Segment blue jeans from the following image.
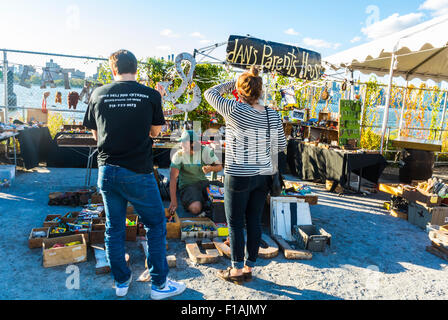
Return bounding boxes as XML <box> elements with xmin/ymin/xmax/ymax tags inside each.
<box><xmin>98</xmin><ymin>165</ymin><xmax>168</xmax><ymax>286</ymax></box>
<box><xmin>224</xmin><ymin>174</ymin><xmax>269</xmax><ymax>269</ymax></box>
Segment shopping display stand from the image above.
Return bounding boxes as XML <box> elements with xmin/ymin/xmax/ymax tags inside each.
<box><xmin>56</xmin><ymin>134</ymin><xmax>97</xmax><ymax>187</ymax></box>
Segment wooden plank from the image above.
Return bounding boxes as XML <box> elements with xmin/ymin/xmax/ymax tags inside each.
<box><xmin>429</xmin><ymin>230</ymin><xmax>448</xmax><ymax>245</ymax></box>
<box><xmin>379</xmin><ymin>184</ymin><xmax>403</xmax><ymax>196</ymax></box>
<box><xmin>213</xmin><ymin>240</ymin><xmax>231</xmax><ymax>258</ymax></box>
<box><xmin>185</xmin><ymin>242</ymin><xmax>219</xmax><ymax>264</ymax></box>
<box><xmin>167</xmin><ymin>255</ymin><xmax>177</xmax><ymax>268</ymax></box>
<box><xmin>201</xmin><ymin>238</ymin><xmax>216</xmax><ymax>249</ymax></box>
<box><xmin>426</xmin><ymin>245</ymin><xmax>448</xmax><ymax>262</ymax></box>
<box><xmin>258</xmin><ymin>234</ymin><xmax>279</xmax><ymax>259</ymax></box>
<box><xmin>272</xmin><ymin>235</ymin><xmax>313</xmax><ymax>260</ymax></box>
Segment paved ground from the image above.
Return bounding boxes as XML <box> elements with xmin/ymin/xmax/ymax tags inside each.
<box><xmin>0</xmin><ymin>167</ymin><xmax>447</xmax><ymax>300</ymax></box>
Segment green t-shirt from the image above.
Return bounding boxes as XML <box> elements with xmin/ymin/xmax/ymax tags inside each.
<box><xmin>170</xmin><ymin>145</ymin><xmax>219</xmax><ymax>190</ymax></box>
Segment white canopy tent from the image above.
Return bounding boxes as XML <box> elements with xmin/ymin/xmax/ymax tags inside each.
<box><xmin>325</xmin><ymin>14</ymin><xmax>448</xmax><ymax>153</ymax></box>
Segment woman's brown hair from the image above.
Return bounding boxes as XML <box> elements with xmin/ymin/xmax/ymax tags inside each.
<box><xmin>236</xmin><ymin>65</ymin><xmax>263</xmax><ymax>105</ymax></box>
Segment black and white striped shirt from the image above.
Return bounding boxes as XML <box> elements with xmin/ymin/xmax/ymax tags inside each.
<box><xmin>204</xmin><ymin>81</ymin><xmax>287</xmax><ymax>177</ymax></box>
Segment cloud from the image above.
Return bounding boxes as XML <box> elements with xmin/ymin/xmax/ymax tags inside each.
<box><xmin>303</xmin><ymin>37</ymin><xmax>341</xmax><ymax>49</ymax></box>
<box><xmin>199</xmin><ymin>39</ymin><xmax>211</xmax><ymax>44</ymax></box>
<box><xmin>361</xmin><ymin>12</ymin><xmax>424</xmax><ymax>39</ymax></box>
<box><xmin>156</xmin><ymin>45</ymin><xmax>172</xmax><ymax>52</ymax></box>
<box><xmin>160</xmin><ymin>29</ymin><xmax>179</xmax><ymax>38</ymax></box>
<box><xmin>419</xmin><ymin>0</ymin><xmax>448</xmax><ymax>16</ymax></box>
<box><xmin>350</xmin><ymin>36</ymin><xmax>362</xmax><ymax>43</ymax></box>
<box><xmin>284</xmin><ymin>28</ymin><xmax>300</xmax><ymax>36</ymax></box>
<box><xmin>190</xmin><ymin>32</ymin><xmax>205</xmax><ymax>39</ymax></box>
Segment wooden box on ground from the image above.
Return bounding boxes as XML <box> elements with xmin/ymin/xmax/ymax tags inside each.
<box><xmin>325</xmin><ymin>180</ymin><xmax>343</xmax><ymax>193</ymax></box>
<box><xmin>283</xmin><ymin>181</ymin><xmax>318</xmax><ymax>205</ymax></box>
<box><xmin>180</xmin><ymin>217</ymin><xmax>218</xmax><ymax>240</ymax></box>
<box><xmin>390</xmin><ymin>209</ymin><xmax>408</xmax><ymax>220</ymax></box>
<box><xmin>126</xmin><ymin>214</ymin><xmax>138</xmax><ymax>241</ymax></box>
<box><xmin>90</xmin><ymin>193</ymin><xmax>103</xmax><ymax>204</ymax></box>
<box><xmin>293</xmin><ymin>225</ymin><xmax>331</xmax><ymax>252</ymax></box>
<box><xmin>43</xmin><ymin>214</ymin><xmax>62</xmax><ymax>227</ymax></box>
<box><xmin>42</xmin><ymin>234</ymin><xmax>87</xmax><ymax>268</ymax></box>
<box><xmin>166</xmin><ymin>209</ymin><xmax>181</xmax><ymax>239</ymax></box>
<box><xmin>29</xmin><ymin>227</ymin><xmax>49</xmax><ymax>249</ymax></box>
<box><xmin>402</xmin><ymin>188</ymin><xmax>441</xmax><ymax>207</ymax></box>
<box><xmin>61</xmin><ymin>211</ymin><xmax>80</xmax><ymax>223</ymax></box>
<box><xmin>408</xmin><ymin>202</ymin><xmax>448</xmax><ymax>229</ymax></box>
<box><xmin>90</xmin><ymin>223</ymin><xmax>106</xmax><ymax>244</ymax></box>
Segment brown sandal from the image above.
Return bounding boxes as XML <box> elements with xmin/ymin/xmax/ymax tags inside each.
<box><xmin>217</xmin><ymin>267</ymin><xmax>244</xmax><ymax>285</ymax></box>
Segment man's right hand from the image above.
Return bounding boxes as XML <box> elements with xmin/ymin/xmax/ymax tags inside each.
<box><xmin>168</xmin><ymin>201</ymin><xmax>178</xmax><ymax>215</ymax></box>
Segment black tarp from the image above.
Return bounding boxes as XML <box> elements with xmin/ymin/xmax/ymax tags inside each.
<box><xmin>287</xmin><ymin>140</ymin><xmax>387</xmax><ymax>185</ymax></box>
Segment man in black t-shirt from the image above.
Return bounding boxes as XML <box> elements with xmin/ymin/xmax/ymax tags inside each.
<box><xmin>83</xmin><ymin>49</ymin><xmax>185</xmax><ymax>300</ymax></box>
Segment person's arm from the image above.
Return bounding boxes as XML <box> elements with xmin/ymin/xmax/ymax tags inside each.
<box><xmin>169</xmin><ymin>167</ymin><xmax>180</xmax><ymax>214</ymax></box>
<box><xmin>202</xmin><ymin>147</ymin><xmax>223</xmax><ymax>174</ymax></box>
<box><xmin>202</xmin><ymin>163</ymin><xmax>223</xmax><ymax>174</ymax></box>
<box><xmin>277</xmin><ymin>115</ymin><xmax>287</xmax><ymax>153</ymax></box>
<box><xmin>150</xmin><ymin>88</ymin><xmax>166</xmax><ymax>138</ymax></box>
<box><xmin>150</xmin><ymin>125</ymin><xmax>162</xmax><ymax>138</ymax></box>
<box><xmin>204</xmin><ymin>81</ymin><xmax>238</xmax><ymax>117</ymax></box>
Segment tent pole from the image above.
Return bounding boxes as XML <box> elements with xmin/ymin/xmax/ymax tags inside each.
<box><xmin>437</xmin><ymin>92</ymin><xmax>448</xmax><ymax>141</ymax></box>
<box><xmin>380</xmin><ymin>53</ymin><xmax>396</xmax><ymax>154</ymax></box>
<box><xmin>397</xmin><ymin>81</ymin><xmax>409</xmax><ymax>137</ymax></box>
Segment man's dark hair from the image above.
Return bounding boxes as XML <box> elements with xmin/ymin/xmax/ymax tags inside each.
<box><xmin>109</xmin><ymin>49</ymin><xmax>138</xmax><ymax>74</ymax></box>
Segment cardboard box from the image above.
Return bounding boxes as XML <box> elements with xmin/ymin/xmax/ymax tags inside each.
<box><xmin>89</xmin><ymin>223</ymin><xmax>105</xmax><ymax>244</ymax></box>
<box><xmin>165</xmin><ymin>209</ymin><xmax>181</xmax><ymax>239</ymax></box>
<box><xmin>402</xmin><ymin>188</ymin><xmax>441</xmax><ymax>207</ymax></box>
<box><xmin>29</xmin><ymin>227</ymin><xmax>49</xmax><ymax>249</ymax></box>
<box><xmin>390</xmin><ymin>209</ymin><xmax>408</xmax><ymax>220</ymax></box>
<box><xmin>283</xmin><ymin>181</ymin><xmax>319</xmax><ymax>205</ymax></box>
<box><xmin>126</xmin><ymin>214</ymin><xmax>138</xmax><ymax>241</ymax></box>
<box><xmin>61</xmin><ymin>211</ymin><xmax>80</xmax><ymax>223</ymax></box>
<box><xmin>180</xmin><ymin>217</ymin><xmax>218</xmax><ymax>240</ymax></box>
<box><xmin>42</xmin><ymin>234</ymin><xmax>87</xmax><ymax>268</ymax></box>
<box><xmin>90</xmin><ymin>193</ymin><xmax>103</xmax><ymax>204</ymax></box>
<box><xmin>408</xmin><ymin>202</ymin><xmax>448</xmax><ymax>229</ymax></box>
<box><xmin>43</xmin><ymin>214</ymin><xmax>62</xmax><ymax>227</ymax></box>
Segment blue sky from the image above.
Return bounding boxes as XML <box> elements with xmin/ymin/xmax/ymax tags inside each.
<box><xmin>1</xmin><ymin>0</ymin><xmax>447</xmax><ymax>76</ymax></box>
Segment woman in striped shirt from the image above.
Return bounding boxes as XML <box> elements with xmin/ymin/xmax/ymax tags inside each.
<box><xmin>204</xmin><ymin>66</ymin><xmax>286</xmax><ymax>284</ymax></box>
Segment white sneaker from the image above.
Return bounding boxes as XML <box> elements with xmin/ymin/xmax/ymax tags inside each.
<box><xmin>150</xmin><ymin>279</ymin><xmax>186</xmax><ymax>300</ymax></box>
<box><xmin>115</xmin><ymin>274</ymin><xmax>132</xmax><ymax>297</ymax></box>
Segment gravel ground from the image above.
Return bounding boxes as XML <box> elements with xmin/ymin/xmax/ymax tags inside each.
<box><xmin>0</xmin><ymin>167</ymin><xmax>447</xmax><ymax>300</ymax></box>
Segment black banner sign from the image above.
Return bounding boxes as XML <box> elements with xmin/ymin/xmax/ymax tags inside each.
<box><xmin>226</xmin><ymin>35</ymin><xmax>323</xmax><ymax>80</ymax></box>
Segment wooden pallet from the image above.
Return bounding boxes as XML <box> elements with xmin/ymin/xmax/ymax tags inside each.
<box><xmin>185</xmin><ymin>239</ymin><xmax>219</xmax><ymax>264</ymax></box>
<box><xmin>258</xmin><ymin>234</ymin><xmax>279</xmax><ymax>259</ymax></box>
<box><xmin>272</xmin><ymin>235</ymin><xmax>312</xmax><ymax>260</ymax></box>
<box><xmin>213</xmin><ymin>235</ymin><xmax>279</xmax><ymax>259</ymax></box>
<box><xmin>426</xmin><ymin>244</ymin><xmax>448</xmax><ymax>262</ymax></box>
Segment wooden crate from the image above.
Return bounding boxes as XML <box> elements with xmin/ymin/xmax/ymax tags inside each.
<box><xmin>180</xmin><ymin>217</ymin><xmax>218</xmax><ymax>240</ymax></box>
<box><xmin>43</xmin><ymin>214</ymin><xmax>62</xmax><ymax>227</ymax></box>
<box><xmin>29</xmin><ymin>227</ymin><xmax>49</xmax><ymax>249</ymax></box>
<box><xmin>166</xmin><ymin>209</ymin><xmax>181</xmax><ymax>239</ymax></box>
<box><xmin>390</xmin><ymin>209</ymin><xmax>408</xmax><ymax>220</ymax></box>
<box><xmin>42</xmin><ymin>234</ymin><xmax>87</xmax><ymax>268</ymax></box>
<box><xmin>61</xmin><ymin>211</ymin><xmax>80</xmax><ymax>223</ymax></box>
<box><xmin>126</xmin><ymin>214</ymin><xmax>138</xmax><ymax>241</ymax></box>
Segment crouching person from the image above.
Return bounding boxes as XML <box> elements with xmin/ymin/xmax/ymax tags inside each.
<box><xmin>168</xmin><ymin>130</ymin><xmax>223</xmax><ymax>215</ymax></box>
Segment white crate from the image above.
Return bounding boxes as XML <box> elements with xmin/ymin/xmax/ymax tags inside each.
<box><xmin>0</xmin><ymin>165</ymin><xmax>15</xmax><ymax>187</ymax></box>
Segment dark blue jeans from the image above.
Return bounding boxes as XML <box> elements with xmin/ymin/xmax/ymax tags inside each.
<box><xmin>98</xmin><ymin>165</ymin><xmax>168</xmax><ymax>286</ymax></box>
<box><xmin>224</xmin><ymin>174</ymin><xmax>269</xmax><ymax>269</ymax></box>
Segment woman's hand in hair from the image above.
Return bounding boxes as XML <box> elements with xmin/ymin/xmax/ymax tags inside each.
<box><xmin>155</xmin><ymin>83</ymin><xmax>166</xmax><ymax>97</ymax></box>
